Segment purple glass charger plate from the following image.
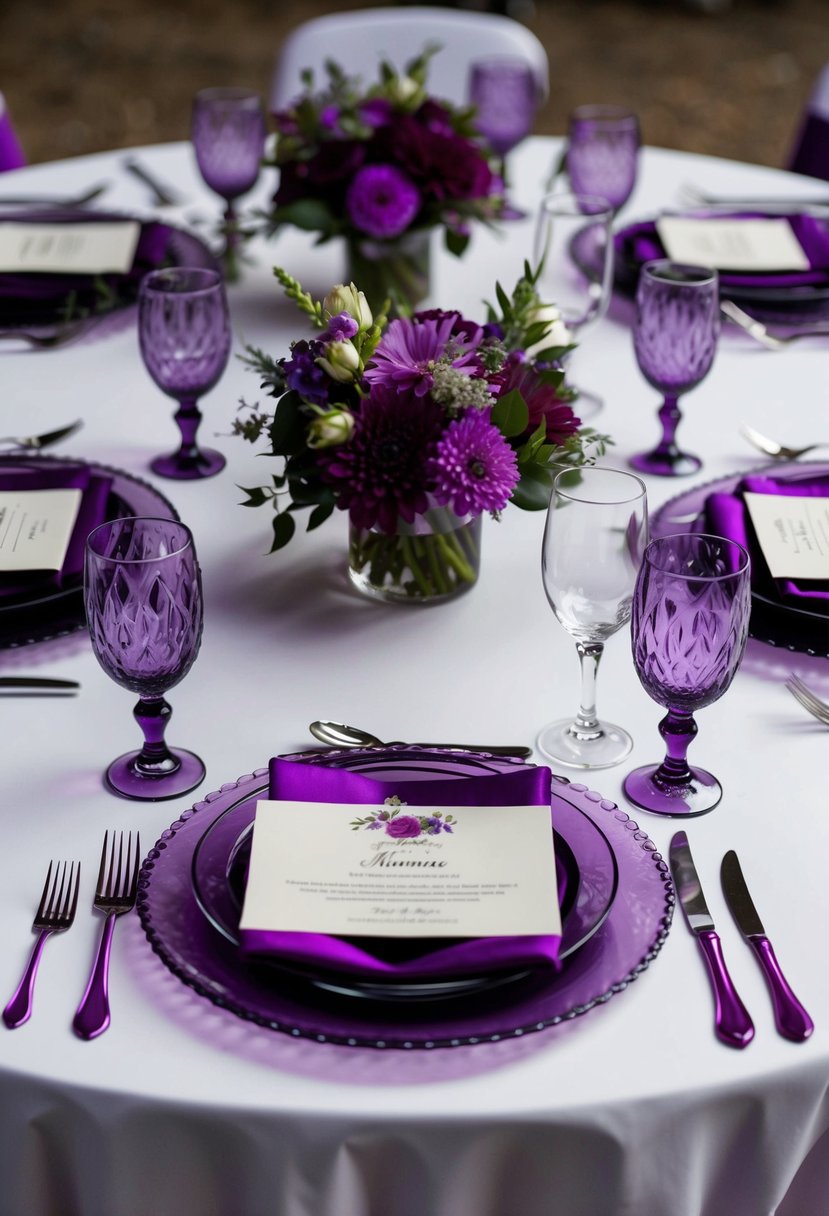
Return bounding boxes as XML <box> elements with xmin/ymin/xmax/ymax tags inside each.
<box><xmin>0</xmin><ymin>454</ymin><xmax>179</xmax><ymax>648</ymax></box>
<box><xmin>137</xmin><ymin>749</ymin><xmax>675</xmax><ymax>1050</ymax></box>
<box><xmin>652</xmin><ymin>460</ymin><xmax>829</xmax><ymax>657</ymax></box>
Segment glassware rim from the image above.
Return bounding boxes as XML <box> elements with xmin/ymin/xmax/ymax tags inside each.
<box><xmin>468</xmin><ymin>55</ymin><xmax>538</xmax><ymax>79</ymax></box>
<box><xmin>537</xmin><ymin>191</ymin><xmax>614</xmax><ymax>222</ymax></box>
<box><xmin>193</xmin><ymin>86</ymin><xmax>262</xmax><ymax>108</ymax></box>
<box><xmin>569</xmin><ymin>104</ymin><xmax>640</xmax><ymax>132</ymax></box>
<box><xmin>139</xmin><ymin>267</ymin><xmax>224</xmax><ymax>299</ymax></box>
<box><xmin>551</xmin><ymin>465</ymin><xmax>647</xmax><ymax>507</ymax></box>
<box><xmin>641</xmin><ymin>531</ymin><xmax>750</xmax><ymax>579</ymax></box>
<box><xmin>85</xmin><ymin>516</ymin><xmax>196</xmax><ymax>564</ymax></box>
<box><xmin>639</xmin><ymin>259</ymin><xmax>719</xmax><ymax>289</ymax></box>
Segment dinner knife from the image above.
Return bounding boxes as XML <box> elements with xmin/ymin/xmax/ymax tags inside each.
<box><xmin>0</xmin><ymin>677</ymin><xmax>79</xmax><ymax>692</ymax></box>
<box><xmin>669</xmin><ymin>831</ymin><xmax>755</xmax><ymax>1049</ymax></box>
<box><xmin>721</xmin><ymin>850</ymin><xmax>814</xmax><ymax>1043</ymax></box>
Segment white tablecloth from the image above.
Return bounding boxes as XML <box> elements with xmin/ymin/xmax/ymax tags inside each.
<box><xmin>1</xmin><ymin>137</ymin><xmax>828</xmax><ymax>1216</ymax></box>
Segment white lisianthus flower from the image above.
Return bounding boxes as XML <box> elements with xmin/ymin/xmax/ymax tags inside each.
<box><xmin>323</xmin><ymin>283</ymin><xmax>373</xmax><ymax>332</ymax></box>
<box><xmin>387</xmin><ymin>75</ymin><xmax>420</xmax><ymax>105</ymax></box>
<box><xmin>317</xmin><ymin>340</ymin><xmax>360</xmax><ymax>382</ymax></box>
<box><xmin>307</xmin><ymin>408</ymin><xmax>355</xmax><ymax>449</ymax></box>
<box><xmin>523</xmin><ymin>303</ymin><xmax>573</xmax><ymax>360</ymax></box>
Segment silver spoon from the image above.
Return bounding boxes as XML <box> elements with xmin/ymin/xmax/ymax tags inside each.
<box><xmin>309</xmin><ymin>720</ymin><xmax>533</xmax><ymax>758</ymax></box>
<box><xmin>721</xmin><ymin>300</ymin><xmax>829</xmax><ymax>350</ymax></box>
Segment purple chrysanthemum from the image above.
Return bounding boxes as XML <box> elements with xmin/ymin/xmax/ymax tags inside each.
<box><xmin>365</xmin><ymin>314</ymin><xmax>478</xmax><ymax>397</ymax></box>
<box><xmin>426</xmin><ymin>408</ymin><xmax>519</xmax><ymax>516</ymax></box>
<box><xmin>319</xmin><ymin>384</ymin><xmax>444</xmax><ymax>533</ymax></box>
<box><xmin>345</xmin><ymin>164</ymin><xmax>421</xmax><ymax>239</ymax></box>
<box><xmin>281</xmin><ymin>339</ymin><xmax>330</xmax><ymax>407</ymax></box>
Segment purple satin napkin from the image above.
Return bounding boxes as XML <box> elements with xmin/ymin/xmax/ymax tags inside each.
<box><xmin>0</xmin><ymin>462</ymin><xmax>112</xmax><ymax>597</ymax></box>
<box><xmin>615</xmin><ymin>212</ymin><xmax>829</xmax><ymax>293</ymax></box>
<box><xmin>237</xmin><ymin>756</ymin><xmax>563</xmax><ymax>982</ymax></box>
<box><xmin>705</xmin><ymin>472</ymin><xmax>829</xmax><ymax>609</ymax></box>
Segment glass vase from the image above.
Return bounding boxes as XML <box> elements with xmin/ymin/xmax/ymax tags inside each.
<box><xmin>344</xmin><ymin>229</ymin><xmax>431</xmax><ymax>316</ymax></box>
<box><xmin>348</xmin><ymin>507</ymin><xmax>482</xmax><ymax>604</ymax></box>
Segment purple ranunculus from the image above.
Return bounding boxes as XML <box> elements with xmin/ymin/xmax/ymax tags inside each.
<box><xmin>385</xmin><ymin>815</ymin><xmax>423</xmax><ymax>839</ymax></box>
<box><xmin>497</xmin><ymin>362</ymin><xmax>582</xmax><ymax>444</ymax></box>
<box><xmin>282</xmin><ymin>339</ymin><xmax>331</xmax><ymax>407</ymax></box>
<box><xmin>426</xmin><ymin>408</ymin><xmax>520</xmax><ymax>517</ymax></box>
<box><xmin>394</xmin><ymin>116</ymin><xmax>495</xmax><ymax>202</ymax></box>
<box><xmin>345</xmin><ymin>164</ymin><xmax>421</xmax><ymax>239</ymax></box>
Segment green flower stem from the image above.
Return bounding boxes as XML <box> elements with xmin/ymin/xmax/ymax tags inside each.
<box><xmin>418</xmin><ymin>536</ymin><xmax>450</xmax><ymax>595</ymax></box>
<box><xmin>399</xmin><ymin>537</ymin><xmax>432</xmax><ymax>597</ymax></box>
<box><xmin>434</xmin><ymin>533</ymin><xmax>476</xmax><ymax>583</ymax></box>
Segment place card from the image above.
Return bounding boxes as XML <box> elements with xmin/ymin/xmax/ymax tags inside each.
<box><xmin>0</xmin><ymin>221</ymin><xmax>141</xmax><ymax>274</ymax></box>
<box><xmin>0</xmin><ymin>488</ymin><xmax>82</xmax><ymax>573</ymax></box>
<box><xmin>240</xmin><ymin>799</ymin><xmax>561</xmax><ymax>939</ymax></box>
<box><xmin>656</xmin><ymin>216</ymin><xmax>810</xmax><ymax>272</ymax></box>
<box><xmin>744</xmin><ymin>491</ymin><xmax>829</xmax><ymax>579</ymax></box>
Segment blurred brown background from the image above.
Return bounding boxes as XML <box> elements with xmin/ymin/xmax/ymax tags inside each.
<box><xmin>1</xmin><ymin>0</ymin><xmax>825</xmax><ymax>169</ymax></box>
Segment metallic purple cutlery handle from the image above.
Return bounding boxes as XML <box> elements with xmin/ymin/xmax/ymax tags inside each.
<box><xmin>696</xmin><ymin>930</ymin><xmax>755</xmax><ymax>1049</ymax></box>
<box><xmin>2</xmin><ymin>930</ymin><xmax>51</xmax><ymax>1029</ymax></box>
<box><xmin>748</xmin><ymin>936</ymin><xmax>814</xmax><ymax>1042</ymax></box>
<box><xmin>72</xmin><ymin>914</ymin><xmax>115</xmax><ymax>1040</ymax></box>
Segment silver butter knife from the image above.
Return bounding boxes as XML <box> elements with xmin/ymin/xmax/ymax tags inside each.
<box><xmin>669</xmin><ymin>831</ymin><xmax>755</xmax><ymax>1049</ymax></box>
<box><xmin>721</xmin><ymin>850</ymin><xmax>814</xmax><ymax>1043</ymax></box>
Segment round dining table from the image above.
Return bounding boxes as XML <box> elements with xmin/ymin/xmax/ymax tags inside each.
<box><xmin>0</xmin><ymin>134</ymin><xmax>828</xmax><ymax>1216</ymax></box>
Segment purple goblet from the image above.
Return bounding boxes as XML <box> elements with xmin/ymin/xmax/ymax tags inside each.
<box><xmin>85</xmin><ymin>517</ymin><xmax>205</xmax><ymax>801</ymax></box>
<box><xmin>138</xmin><ymin>267</ymin><xmax>231</xmax><ymax>480</ymax></box>
<box><xmin>630</xmin><ymin>260</ymin><xmax>719</xmax><ymax>477</ymax></box>
<box><xmin>623</xmin><ymin>533</ymin><xmax>750</xmax><ymax>817</ymax></box>
<box><xmin>468</xmin><ymin>57</ymin><xmax>538</xmax><ymax>220</ymax></box>
<box><xmin>567</xmin><ymin>105</ymin><xmax>640</xmax><ymax>214</ymax></box>
<box><xmin>192</xmin><ymin>87</ymin><xmax>266</xmax><ymax>278</ymax></box>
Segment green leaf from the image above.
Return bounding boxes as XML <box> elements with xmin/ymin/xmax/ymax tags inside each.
<box><xmin>271</xmin><ymin>199</ymin><xmax>338</xmax><ymax>235</ymax></box>
<box><xmin>308</xmin><ymin>500</ymin><xmax>335</xmax><ymax>531</ymax></box>
<box><xmin>491</xmin><ymin>389</ymin><xmax>529</xmax><ymax>438</ymax></box>
<box><xmin>444</xmin><ymin>228</ymin><xmax>470</xmax><ymax>258</ymax></box>
<box><xmin>237</xmin><ymin>485</ymin><xmax>270</xmax><ymax>507</ymax></box>
<box><xmin>495</xmin><ymin>280</ymin><xmax>512</xmax><ymax>320</ymax></box>
<box><xmin>269</xmin><ymin>512</ymin><xmax>296</xmax><ymax>552</ymax></box>
<box><xmin>510</xmin><ymin>464</ymin><xmax>556</xmax><ymax>511</ymax></box>
<box><xmin>269</xmin><ymin>392</ymin><xmax>308</xmax><ymax>456</ymax></box>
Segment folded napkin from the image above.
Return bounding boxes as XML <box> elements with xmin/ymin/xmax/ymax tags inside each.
<box><xmin>615</xmin><ymin>212</ymin><xmax>829</xmax><ymax>293</ymax></box>
<box><xmin>0</xmin><ymin>462</ymin><xmax>112</xmax><ymax>598</ymax></box>
<box><xmin>237</xmin><ymin>756</ymin><xmax>563</xmax><ymax>982</ymax></box>
<box><xmin>704</xmin><ymin>471</ymin><xmax>829</xmax><ymax>609</ymax></box>
<box><xmin>0</xmin><ymin>209</ymin><xmax>174</xmax><ymax>328</ymax></box>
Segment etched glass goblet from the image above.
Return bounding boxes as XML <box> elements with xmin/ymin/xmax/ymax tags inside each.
<box><xmin>191</xmin><ymin>87</ymin><xmax>266</xmax><ymax>278</ymax></box>
<box><xmin>623</xmin><ymin>533</ymin><xmax>750</xmax><ymax>817</ymax></box>
<box><xmin>631</xmin><ymin>260</ymin><xmax>719</xmax><ymax>477</ymax></box>
<box><xmin>567</xmin><ymin>105</ymin><xmax>640</xmax><ymax>214</ymax></box>
<box><xmin>138</xmin><ymin>267</ymin><xmax>231</xmax><ymax>480</ymax></box>
<box><xmin>538</xmin><ymin>466</ymin><xmax>649</xmax><ymax>769</ymax></box>
<box><xmin>85</xmin><ymin>517</ymin><xmax>205</xmax><ymax>801</ymax></box>
<box><xmin>468</xmin><ymin>57</ymin><xmax>538</xmax><ymax>220</ymax></box>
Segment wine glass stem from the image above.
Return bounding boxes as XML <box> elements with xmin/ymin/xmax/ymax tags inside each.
<box><xmin>132</xmin><ymin>697</ymin><xmax>180</xmax><ymax>776</ymax></box>
<box><xmin>653</xmin><ymin>708</ymin><xmax>697</xmax><ymax>785</ymax></box>
<box><xmin>572</xmin><ymin>641</ymin><xmax>604</xmax><ymax>740</ymax></box>
<box><xmin>173</xmin><ymin>397</ymin><xmax>204</xmax><ymax>461</ymax></box>
<box><xmin>655</xmin><ymin>394</ymin><xmax>683</xmax><ymax>458</ymax></box>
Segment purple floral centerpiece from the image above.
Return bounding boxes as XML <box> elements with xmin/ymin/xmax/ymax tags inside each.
<box><xmin>234</xmin><ymin>264</ymin><xmax>611</xmax><ymax>603</ymax></box>
<box><xmin>265</xmin><ymin>49</ymin><xmax>504</xmax><ymax>313</ymax></box>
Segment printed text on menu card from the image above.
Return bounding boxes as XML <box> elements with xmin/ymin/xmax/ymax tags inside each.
<box><xmin>744</xmin><ymin>492</ymin><xmax>829</xmax><ymax>579</ymax></box>
<box><xmin>0</xmin><ymin>489</ymin><xmax>82</xmax><ymax>573</ymax></box>
<box><xmin>0</xmin><ymin>221</ymin><xmax>141</xmax><ymax>274</ymax></box>
<box><xmin>656</xmin><ymin>216</ymin><xmax>810</xmax><ymax>272</ymax></box>
<box><xmin>241</xmin><ymin>800</ymin><xmax>561</xmax><ymax>938</ymax></box>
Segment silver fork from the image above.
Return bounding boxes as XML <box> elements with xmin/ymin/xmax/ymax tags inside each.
<box><xmin>785</xmin><ymin>674</ymin><xmax>829</xmax><ymax>726</ymax></box>
<box><xmin>122</xmin><ymin>157</ymin><xmax>184</xmax><ymax>208</ymax></box>
<box><xmin>0</xmin><ymin>419</ymin><xmax>83</xmax><ymax>451</ymax></box>
<box><xmin>740</xmin><ymin>423</ymin><xmax>829</xmax><ymax>462</ymax></box>
<box><xmin>3</xmin><ymin>861</ymin><xmax>81</xmax><ymax>1028</ymax></box>
<box><xmin>721</xmin><ymin>300</ymin><xmax>829</xmax><ymax>350</ymax></box>
<box><xmin>73</xmin><ymin>831</ymin><xmax>140</xmax><ymax>1040</ymax></box>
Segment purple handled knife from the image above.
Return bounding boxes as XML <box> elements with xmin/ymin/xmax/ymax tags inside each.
<box><xmin>669</xmin><ymin>832</ymin><xmax>755</xmax><ymax>1049</ymax></box>
<box><xmin>721</xmin><ymin>850</ymin><xmax>814</xmax><ymax>1043</ymax></box>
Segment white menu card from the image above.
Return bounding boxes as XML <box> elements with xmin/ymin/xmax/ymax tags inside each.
<box><xmin>656</xmin><ymin>216</ymin><xmax>810</xmax><ymax>272</ymax></box>
<box><xmin>744</xmin><ymin>491</ymin><xmax>829</xmax><ymax>579</ymax></box>
<box><xmin>0</xmin><ymin>221</ymin><xmax>141</xmax><ymax>274</ymax></box>
<box><xmin>240</xmin><ymin>799</ymin><xmax>561</xmax><ymax>939</ymax></box>
<box><xmin>0</xmin><ymin>488</ymin><xmax>82</xmax><ymax>573</ymax></box>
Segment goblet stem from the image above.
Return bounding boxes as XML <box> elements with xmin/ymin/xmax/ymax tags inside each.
<box><xmin>222</xmin><ymin>202</ymin><xmax>241</xmax><ymax>282</ymax></box>
<box><xmin>572</xmin><ymin>640</ymin><xmax>604</xmax><ymax>740</ymax></box>
<box><xmin>652</xmin><ymin>708</ymin><xmax>697</xmax><ymax>787</ymax></box>
<box><xmin>630</xmin><ymin>393</ymin><xmax>702</xmax><ymax>477</ymax></box>
<box><xmin>655</xmin><ymin>394</ymin><xmax>683</xmax><ymax>461</ymax></box>
<box><xmin>132</xmin><ymin>697</ymin><xmax>180</xmax><ymax>778</ymax></box>
<box><xmin>173</xmin><ymin>397</ymin><xmax>204</xmax><ymax>464</ymax></box>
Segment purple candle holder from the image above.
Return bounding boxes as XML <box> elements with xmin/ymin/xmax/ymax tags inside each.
<box><xmin>623</xmin><ymin>533</ymin><xmax>750</xmax><ymax>817</ymax></box>
<box><xmin>138</xmin><ymin>267</ymin><xmax>231</xmax><ymax>481</ymax></box>
<box><xmin>85</xmin><ymin>517</ymin><xmax>205</xmax><ymax>801</ymax></box>
<box><xmin>468</xmin><ymin>57</ymin><xmax>538</xmax><ymax>220</ymax></box>
<box><xmin>630</xmin><ymin>260</ymin><xmax>720</xmax><ymax>478</ymax></box>
<box><xmin>567</xmin><ymin>104</ymin><xmax>640</xmax><ymax>214</ymax></box>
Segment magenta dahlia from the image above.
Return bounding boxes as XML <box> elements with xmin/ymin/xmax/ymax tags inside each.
<box><xmin>425</xmin><ymin>409</ymin><xmax>519</xmax><ymax>517</ymax></box>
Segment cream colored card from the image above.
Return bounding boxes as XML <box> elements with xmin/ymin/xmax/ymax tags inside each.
<box><xmin>744</xmin><ymin>491</ymin><xmax>829</xmax><ymax>578</ymax></box>
<box><xmin>240</xmin><ymin>799</ymin><xmax>561</xmax><ymax>939</ymax></box>
<box><xmin>0</xmin><ymin>221</ymin><xmax>141</xmax><ymax>274</ymax></box>
<box><xmin>656</xmin><ymin>216</ymin><xmax>810</xmax><ymax>272</ymax></box>
<box><xmin>0</xmin><ymin>488</ymin><xmax>82</xmax><ymax>572</ymax></box>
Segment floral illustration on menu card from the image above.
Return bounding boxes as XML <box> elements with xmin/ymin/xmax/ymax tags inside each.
<box><xmin>350</xmin><ymin>796</ymin><xmax>457</xmax><ymax>838</ymax></box>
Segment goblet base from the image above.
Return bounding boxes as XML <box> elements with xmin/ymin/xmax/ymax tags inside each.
<box><xmin>629</xmin><ymin>449</ymin><xmax>701</xmax><ymax>478</ymax></box>
<box><xmin>622</xmin><ymin>763</ymin><xmax>721</xmax><ymax>817</ymax></box>
<box><xmin>536</xmin><ymin>717</ymin><xmax>633</xmax><ymax>770</ymax></box>
<box><xmin>150</xmin><ymin>448</ymin><xmax>226</xmax><ymax>481</ymax></box>
<box><xmin>105</xmin><ymin>748</ymin><xmax>206</xmax><ymax>801</ymax></box>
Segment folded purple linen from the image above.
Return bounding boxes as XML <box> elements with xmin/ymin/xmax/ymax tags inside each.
<box><xmin>704</xmin><ymin>472</ymin><xmax>829</xmax><ymax>609</ymax></box>
<box><xmin>0</xmin><ymin>462</ymin><xmax>112</xmax><ymax>597</ymax></box>
<box><xmin>236</xmin><ymin>756</ymin><xmax>563</xmax><ymax>981</ymax></box>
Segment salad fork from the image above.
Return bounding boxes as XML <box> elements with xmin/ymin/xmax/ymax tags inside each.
<box><xmin>740</xmin><ymin>423</ymin><xmax>829</xmax><ymax>462</ymax></box>
<box><xmin>0</xmin><ymin>419</ymin><xmax>83</xmax><ymax>451</ymax></box>
<box><xmin>785</xmin><ymin>674</ymin><xmax>829</xmax><ymax>726</ymax></box>
<box><xmin>3</xmin><ymin>860</ymin><xmax>81</xmax><ymax>1029</ymax></box>
<box><xmin>721</xmin><ymin>300</ymin><xmax>829</xmax><ymax>350</ymax></box>
<box><xmin>73</xmin><ymin>831</ymin><xmax>140</xmax><ymax>1040</ymax></box>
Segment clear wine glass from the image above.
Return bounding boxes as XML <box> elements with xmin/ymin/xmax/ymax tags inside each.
<box><xmin>623</xmin><ymin>533</ymin><xmax>750</xmax><ymax>817</ymax></box>
<box><xmin>85</xmin><ymin>517</ymin><xmax>205</xmax><ymax>801</ymax></box>
<box><xmin>533</xmin><ymin>191</ymin><xmax>614</xmax><ymax>418</ymax></box>
<box><xmin>468</xmin><ymin>57</ymin><xmax>539</xmax><ymax>220</ymax></box>
<box><xmin>191</xmin><ymin>87</ymin><xmax>266</xmax><ymax>278</ymax></box>
<box><xmin>138</xmin><ymin>267</ymin><xmax>231</xmax><ymax>480</ymax></box>
<box><xmin>567</xmin><ymin>104</ymin><xmax>640</xmax><ymax>214</ymax></box>
<box><xmin>538</xmin><ymin>466</ymin><xmax>649</xmax><ymax>769</ymax></box>
<box><xmin>630</xmin><ymin>260</ymin><xmax>720</xmax><ymax>477</ymax></box>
